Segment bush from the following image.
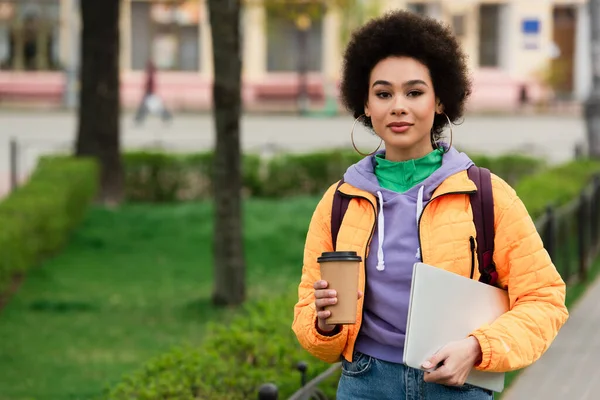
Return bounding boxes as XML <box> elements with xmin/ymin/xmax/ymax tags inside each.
<box><xmin>123</xmin><ymin>151</ymin><xmax>263</xmax><ymax>202</ymax></box>
<box><xmin>106</xmin><ymin>289</ymin><xmax>339</xmax><ymax>400</ymax></box>
<box><xmin>0</xmin><ymin>156</ymin><xmax>98</xmax><ymax>294</ymax></box>
<box><xmin>123</xmin><ymin>149</ymin><xmax>543</xmax><ymax>201</ymax></box>
<box><xmin>516</xmin><ymin>159</ymin><xmax>600</xmax><ymax>219</ymax></box>
<box><xmin>470</xmin><ymin>153</ymin><xmax>546</xmax><ymax>187</ymax></box>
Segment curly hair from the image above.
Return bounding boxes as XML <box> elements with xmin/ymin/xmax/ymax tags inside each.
<box><xmin>339</xmin><ymin>10</ymin><xmax>472</xmax><ymax>141</ymax></box>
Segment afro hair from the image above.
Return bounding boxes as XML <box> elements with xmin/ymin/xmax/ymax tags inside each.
<box><xmin>339</xmin><ymin>10</ymin><xmax>472</xmax><ymax>140</ymax></box>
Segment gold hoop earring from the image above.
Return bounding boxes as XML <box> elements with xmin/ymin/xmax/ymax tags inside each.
<box><xmin>435</xmin><ymin>112</ymin><xmax>453</xmax><ymax>153</ymax></box>
<box><xmin>351</xmin><ymin>114</ymin><xmax>383</xmax><ymax>157</ymax></box>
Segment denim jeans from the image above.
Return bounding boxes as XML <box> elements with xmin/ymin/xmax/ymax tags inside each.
<box><xmin>337</xmin><ymin>352</ymin><xmax>494</xmax><ymax>400</ymax></box>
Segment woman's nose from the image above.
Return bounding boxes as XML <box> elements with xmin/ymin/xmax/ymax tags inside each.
<box><xmin>390</xmin><ymin>97</ymin><xmax>408</xmax><ymax>115</ymax></box>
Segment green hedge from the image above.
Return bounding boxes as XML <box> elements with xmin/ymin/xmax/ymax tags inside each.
<box><xmin>0</xmin><ymin>156</ymin><xmax>98</xmax><ymax>294</ymax></box>
<box><xmin>515</xmin><ymin>159</ymin><xmax>600</xmax><ymax>219</ymax></box>
<box><xmin>123</xmin><ymin>150</ymin><xmax>545</xmax><ymax>202</ymax></box>
<box><xmin>106</xmin><ymin>289</ymin><xmax>338</xmax><ymax>400</ymax></box>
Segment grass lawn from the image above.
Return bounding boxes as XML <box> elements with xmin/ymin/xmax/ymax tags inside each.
<box><xmin>0</xmin><ymin>197</ymin><xmax>320</xmax><ymax>400</ymax></box>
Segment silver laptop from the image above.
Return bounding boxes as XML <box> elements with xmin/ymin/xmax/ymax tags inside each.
<box><xmin>403</xmin><ymin>262</ymin><xmax>510</xmax><ymax>393</ymax></box>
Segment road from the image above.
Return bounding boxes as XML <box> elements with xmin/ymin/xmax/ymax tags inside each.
<box><xmin>0</xmin><ymin>110</ymin><xmax>587</xmax><ymax>197</ymax></box>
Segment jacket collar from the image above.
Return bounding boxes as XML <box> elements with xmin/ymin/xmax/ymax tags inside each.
<box><xmin>337</xmin><ymin>170</ymin><xmax>477</xmax><ymax>205</ymax></box>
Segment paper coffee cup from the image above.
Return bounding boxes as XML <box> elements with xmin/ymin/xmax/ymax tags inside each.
<box><xmin>317</xmin><ymin>251</ymin><xmax>362</xmax><ymax>325</ymax></box>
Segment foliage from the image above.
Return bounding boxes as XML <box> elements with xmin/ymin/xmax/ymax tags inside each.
<box><xmin>259</xmin><ymin>0</ymin><xmax>362</xmax><ymax>23</ymax></box>
<box><xmin>515</xmin><ymin>159</ymin><xmax>600</xmax><ymax>219</ymax></box>
<box><xmin>106</xmin><ymin>290</ymin><xmax>339</xmax><ymax>400</ymax></box>
<box><xmin>0</xmin><ymin>156</ymin><xmax>98</xmax><ymax>294</ymax></box>
<box><xmin>0</xmin><ymin>197</ymin><xmax>320</xmax><ymax>400</ymax></box>
<box><xmin>123</xmin><ymin>149</ymin><xmax>545</xmax><ymax>202</ymax></box>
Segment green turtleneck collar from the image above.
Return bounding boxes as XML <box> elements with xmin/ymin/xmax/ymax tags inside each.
<box><xmin>374</xmin><ymin>148</ymin><xmax>444</xmax><ymax>193</ymax></box>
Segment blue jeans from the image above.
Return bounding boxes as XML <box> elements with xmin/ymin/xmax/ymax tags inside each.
<box><xmin>337</xmin><ymin>352</ymin><xmax>494</xmax><ymax>400</ymax></box>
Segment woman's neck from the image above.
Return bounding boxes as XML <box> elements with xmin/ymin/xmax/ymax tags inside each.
<box><xmin>384</xmin><ymin>143</ymin><xmax>435</xmax><ymax>162</ymax></box>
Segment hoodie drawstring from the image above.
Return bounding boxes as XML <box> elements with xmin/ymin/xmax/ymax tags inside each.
<box><xmin>376</xmin><ymin>186</ymin><xmax>425</xmax><ymax>271</ymax></box>
<box><xmin>415</xmin><ymin>185</ymin><xmax>424</xmax><ymax>260</ymax></box>
<box><xmin>376</xmin><ymin>191</ymin><xmax>385</xmax><ymax>271</ymax></box>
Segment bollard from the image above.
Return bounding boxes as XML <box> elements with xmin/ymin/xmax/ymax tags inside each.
<box><xmin>296</xmin><ymin>361</ymin><xmax>308</xmax><ymax>387</ymax></box>
<box><xmin>9</xmin><ymin>137</ymin><xmax>18</xmax><ymax>191</ymax></box>
<box><xmin>257</xmin><ymin>383</ymin><xmax>278</xmax><ymax>400</ymax></box>
<box><xmin>543</xmin><ymin>205</ymin><xmax>556</xmax><ymax>262</ymax></box>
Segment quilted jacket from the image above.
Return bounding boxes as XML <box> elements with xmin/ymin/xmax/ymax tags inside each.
<box><xmin>292</xmin><ymin>170</ymin><xmax>569</xmax><ymax>373</ymax></box>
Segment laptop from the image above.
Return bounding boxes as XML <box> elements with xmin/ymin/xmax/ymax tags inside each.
<box><xmin>403</xmin><ymin>262</ymin><xmax>510</xmax><ymax>393</ymax></box>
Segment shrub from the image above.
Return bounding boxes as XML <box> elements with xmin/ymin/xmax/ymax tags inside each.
<box><xmin>123</xmin><ymin>151</ymin><xmax>263</xmax><ymax>202</ymax></box>
<box><xmin>0</xmin><ymin>156</ymin><xmax>98</xmax><ymax>294</ymax></box>
<box><xmin>123</xmin><ymin>149</ymin><xmax>544</xmax><ymax>201</ymax></box>
<box><xmin>515</xmin><ymin>159</ymin><xmax>600</xmax><ymax>219</ymax></box>
<box><xmin>106</xmin><ymin>289</ymin><xmax>339</xmax><ymax>400</ymax></box>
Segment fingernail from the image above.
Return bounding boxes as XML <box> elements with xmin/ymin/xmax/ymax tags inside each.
<box><xmin>422</xmin><ymin>361</ymin><xmax>432</xmax><ymax>369</ymax></box>
<box><xmin>329</xmin><ymin>290</ymin><xmax>336</xmax><ymax>296</ymax></box>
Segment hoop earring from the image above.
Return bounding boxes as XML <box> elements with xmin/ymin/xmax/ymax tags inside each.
<box><xmin>351</xmin><ymin>114</ymin><xmax>383</xmax><ymax>157</ymax></box>
<box><xmin>434</xmin><ymin>113</ymin><xmax>453</xmax><ymax>153</ymax></box>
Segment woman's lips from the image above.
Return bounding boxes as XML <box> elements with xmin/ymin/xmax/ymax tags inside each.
<box><xmin>387</xmin><ymin>122</ymin><xmax>413</xmax><ymax>133</ymax></box>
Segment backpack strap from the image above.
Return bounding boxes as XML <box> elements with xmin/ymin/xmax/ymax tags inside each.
<box><xmin>331</xmin><ymin>179</ymin><xmax>350</xmax><ymax>251</ymax></box>
<box><xmin>467</xmin><ymin>166</ymin><xmax>498</xmax><ymax>286</ymax></box>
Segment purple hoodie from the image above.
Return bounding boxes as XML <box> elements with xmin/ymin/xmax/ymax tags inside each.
<box><xmin>343</xmin><ymin>147</ymin><xmax>474</xmax><ymax>364</ymax></box>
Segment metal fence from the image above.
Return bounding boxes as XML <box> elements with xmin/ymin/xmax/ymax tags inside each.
<box><xmin>258</xmin><ymin>173</ymin><xmax>600</xmax><ymax>400</ymax></box>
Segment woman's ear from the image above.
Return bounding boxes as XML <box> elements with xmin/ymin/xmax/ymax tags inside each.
<box><xmin>436</xmin><ymin>98</ymin><xmax>444</xmax><ymax>114</ymax></box>
<box><xmin>364</xmin><ymin>103</ymin><xmax>370</xmax><ymax>118</ymax></box>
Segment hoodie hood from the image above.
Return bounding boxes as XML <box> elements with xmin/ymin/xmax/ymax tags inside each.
<box><xmin>343</xmin><ymin>146</ymin><xmax>474</xmax><ymax>202</ymax></box>
<box><xmin>343</xmin><ymin>146</ymin><xmax>474</xmax><ymax>271</ymax></box>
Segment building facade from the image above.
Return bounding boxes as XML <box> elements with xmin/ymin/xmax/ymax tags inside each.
<box><xmin>0</xmin><ymin>0</ymin><xmax>591</xmax><ymax>111</ymax></box>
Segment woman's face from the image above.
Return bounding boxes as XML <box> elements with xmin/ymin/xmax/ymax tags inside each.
<box><xmin>364</xmin><ymin>56</ymin><xmax>442</xmax><ymax>161</ymax></box>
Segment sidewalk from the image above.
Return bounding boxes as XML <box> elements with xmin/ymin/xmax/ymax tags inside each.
<box><xmin>502</xmin><ymin>276</ymin><xmax>600</xmax><ymax>400</ymax></box>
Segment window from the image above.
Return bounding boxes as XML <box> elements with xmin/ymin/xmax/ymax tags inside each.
<box><xmin>266</xmin><ymin>12</ymin><xmax>323</xmax><ymax>72</ymax></box>
<box><xmin>131</xmin><ymin>0</ymin><xmax>200</xmax><ymax>71</ymax></box>
<box><xmin>478</xmin><ymin>4</ymin><xmax>501</xmax><ymax>67</ymax></box>
<box><xmin>452</xmin><ymin>14</ymin><xmax>466</xmax><ymax>37</ymax></box>
<box><xmin>407</xmin><ymin>3</ymin><xmax>427</xmax><ymax>16</ymax></box>
<box><xmin>0</xmin><ymin>0</ymin><xmax>60</xmax><ymax>71</ymax></box>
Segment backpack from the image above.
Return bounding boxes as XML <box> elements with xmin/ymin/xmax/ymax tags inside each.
<box><xmin>330</xmin><ymin>165</ymin><xmax>498</xmax><ymax>286</ymax></box>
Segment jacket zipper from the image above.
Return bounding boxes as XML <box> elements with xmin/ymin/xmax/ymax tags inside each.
<box><xmin>417</xmin><ymin>190</ymin><xmax>476</xmax><ymax>262</ymax></box>
<box><xmin>337</xmin><ymin>190</ymin><xmax>377</xmax><ymax>360</ymax></box>
<box><xmin>338</xmin><ymin>191</ymin><xmax>377</xmax><ymax>263</ymax></box>
<box><xmin>469</xmin><ymin>236</ymin><xmax>476</xmax><ymax>279</ymax></box>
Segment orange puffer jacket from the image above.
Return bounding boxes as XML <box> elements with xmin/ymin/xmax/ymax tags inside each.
<box><xmin>292</xmin><ymin>170</ymin><xmax>569</xmax><ymax>373</ymax></box>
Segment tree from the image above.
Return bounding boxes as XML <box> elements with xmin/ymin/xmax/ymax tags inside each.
<box><xmin>75</xmin><ymin>0</ymin><xmax>123</xmax><ymax>205</ymax></box>
<box><xmin>585</xmin><ymin>0</ymin><xmax>600</xmax><ymax>158</ymax></box>
<box><xmin>208</xmin><ymin>0</ymin><xmax>246</xmax><ymax>306</ymax></box>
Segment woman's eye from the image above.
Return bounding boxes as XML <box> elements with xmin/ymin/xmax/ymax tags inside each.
<box><xmin>376</xmin><ymin>92</ymin><xmax>391</xmax><ymax>99</ymax></box>
<box><xmin>407</xmin><ymin>91</ymin><xmax>423</xmax><ymax>97</ymax></box>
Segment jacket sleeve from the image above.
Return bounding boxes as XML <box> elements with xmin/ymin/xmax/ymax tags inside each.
<box><xmin>470</xmin><ymin>180</ymin><xmax>569</xmax><ymax>372</ymax></box>
<box><xmin>292</xmin><ymin>182</ymin><xmax>350</xmax><ymax>364</ymax></box>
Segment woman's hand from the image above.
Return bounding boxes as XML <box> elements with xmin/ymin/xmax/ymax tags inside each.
<box><xmin>313</xmin><ymin>280</ymin><xmax>363</xmax><ymax>333</ymax></box>
<box><xmin>422</xmin><ymin>336</ymin><xmax>482</xmax><ymax>386</ymax></box>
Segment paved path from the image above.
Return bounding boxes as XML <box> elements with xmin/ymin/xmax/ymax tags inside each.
<box><xmin>502</xmin><ymin>276</ymin><xmax>600</xmax><ymax>400</ymax></box>
<box><xmin>0</xmin><ymin>110</ymin><xmax>587</xmax><ymax>197</ymax></box>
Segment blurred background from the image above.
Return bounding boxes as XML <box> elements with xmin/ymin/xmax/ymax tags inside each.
<box><xmin>0</xmin><ymin>0</ymin><xmax>591</xmax><ymax>112</ymax></box>
<box><xmin>0</xmin><ymin>1</ymin><xmax>599</xmax><ymax>400</ymax></box>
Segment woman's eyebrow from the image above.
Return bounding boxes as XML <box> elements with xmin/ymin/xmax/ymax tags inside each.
<box><xmin>371</xmin><ymin>79</ymin><xmax>429</xmax><ymax>88</ymax></box>
<box><xmin>372</xmin><ymin>80</ymin><xmax>392</xmax><ymax>88</ymax></box>
<box><xmin>403</xmin><ymin>79</ymin><xmax>428</xmax><ymax>88</ymax></box>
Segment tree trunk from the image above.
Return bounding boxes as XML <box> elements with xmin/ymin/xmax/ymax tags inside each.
<box><xmin>75</xmin><ymin>0</ymin><xmax>123</xmax><ymax>205</ymax></box>
<box><xmin>208</xmin><ymin>0</ymin><xmax>246</xmax><ymax>306</ymax></box>
<box><xmin>585</xmin><ymin>0</ymin><xmax>600</xmax><ymax>158</ymax></box>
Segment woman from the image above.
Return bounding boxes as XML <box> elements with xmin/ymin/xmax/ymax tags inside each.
<box><xmin>292</xmin><ymin>10</ymin><xmax>568</xmax><ymax>399</ymax></box>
